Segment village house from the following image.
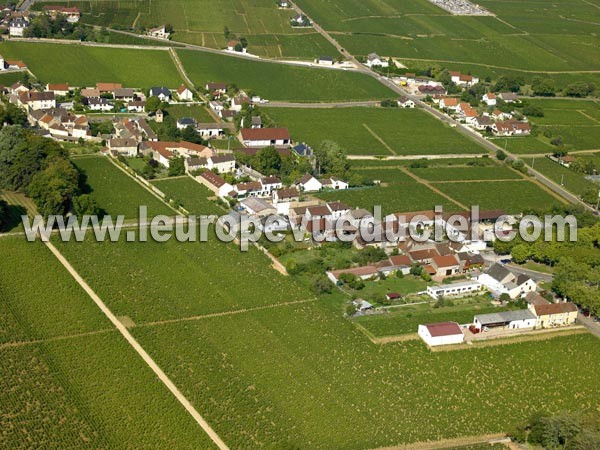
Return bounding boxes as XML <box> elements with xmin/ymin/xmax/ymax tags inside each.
<box><xmin>326</xmin><ymin>201</ymin><xmax>351</xmax><ymax>220</ymax></box>
<box><xmin>240</xmin><ymin>128</ymin><xmax>291</xmax><ymax>147</ymax></box>
<box><xmin>20</xmin><ymin>91</ymin><xmax>56</xmax><ymax>110</ymax></box>
<box><xmin>439</xmin><ymin>97</ymin><xmax>459</xmax><ymax>111</ymax></box>
<box><xmin>147</xmin><ymin>25</ymin><xmax>170</xmax><ymax>39</ymax></box>
<box><xmin>81</xmin><ymin>88</ymin><xmax>100</xmax><ymax>99</ymax></box>
<box><xmin>46</xmin><ymin>83</ymin><xmax>70</xmax><ymax>96</ymax></box>
<box><xmin>427</xmin><ymin>280</ymin><xmax>483</xmax><ymax>300</ymax></box>
<box><xmin>418</xmin><ymin>322</ymin><xmax>464</xmax><ymax>347</ymax></box>
<box><xmin>9</xmin><ymin>17</ymin><xmax>28</xmax><ymax>36</ymax></box>
<box><xmin>107</xmin><ymin>138</ymin><xmax>138</xmax><ymax>157</ymax></box>
<box><xmin>472</xmin><ymin>115</ymin><xmax>494</xmax><ymax>131</ymax></box>
<box><xmin>87</xmin><ymin>98</ymin><xmax>113</xmax><ymax>111</ymax></box>
<box><xmin>278</xmin><ymin>0</ymin><xmax>290</xmax><ymax>7</ymax></box>
<box><xmin>320</xmin><ymin>177</ymin><xmax>349</xmax><ymax>190</ymax></box>
<box><xmin>482</xmin><ymin>92</ymin><xmax>496</xmax><ymax>106</ymax></box>
<box><xmin>250</xmin><ymin>116</ymin><xmax>262</xmax><ymax>129</ymax></box>
<box><xmin>449</xmin><ymin>71</ymin><xmax>479</xmax><ymax>87</ymax></box>
<box><xmin>127</xmin><ymin>100</ymin><xmax>146</xmax><ymax>113</ymax></box>
<box><xmin>231</xmin><ymin>95</ymin><xmax>250</xmax><ymax>112</ymax></box>
<box><xmin>207</xmin><ymin>154</ymin><xmax>235</xmax><ymax>173</ymax></box>
<box><xmin>149</xmin><ymin>87</ymin><xmax>171</xmax><ymax>102</ymax></box>
<box><xmin>196</xmin><ymin>122</ymin><xmax>232</xmax><ymax>138</ymax></box>
<box><xmin>295</xmin><ymin>173</ymin><xmax>322</xmax><ymax>192</ymax></box>
<box><xmin>10</xmin><ymin>82</ymin><xmax>29</xmax><ymax>95</ymax></box>
<box><xmin>529</xmin><ymin>302</ymin><xmax>578</xmax><ymax>328</ymax></box>
<box><xmin>418</xmin><ymin>85</ymin><xmax>446</xmax><ymax>96</ymax></box>
<box><xmin>430</xmin><ymin>254</ymin><xmax>461</xmax><ymax>279</ymax></box>
<box><xmin>198</xmin><ymin>170</ymin><xmax>235</xmax><ymax>199</ymax></box>
<box><xmin>240</xmin><ymin>197</ymin><xmax>276</xmax><ymax>217</ymax></box>
<box><xmin>176</xmin><ymin>117</ymin><xmax>197</xmax><ymax>130</ymax></box>
<box><xmin>96</xmin><ymin>82</ymin><xmax>122</xmax><ymax>94</ymax></box>
<box><xmin>365</xmin><ymin>53</ymin><xmax>388</xmax><ymax>68</ymax></box>
<box><xmin>397</xmin><ymin>96</ymin><xmax>415</xmax><ymax>108</ymax></box>
<box><xmin>113</xmin><ymin>88</ymin><xmax>136</xmax><ymax>102</ymax></box>
<box><xmin>475</xmin><ymin>263</ymin><xmax>537</xmax><ymax>299</ymax></box>
<box><xmin>43</xmin><ymin>5</ymin><xmax>80</xmax><ymax>22</ymax></box>
<box><xmin>209</xmin><ymin>101</ymin><xmax>224</xmax><ymax>113</ymax></box>
<box><xmin>206</xmin><ymin>82</ymin><xmax>227</xmax><ymax>94</ymax></box>
<box><xmin>498</xmin><ymin>92</ymin><xmax>518</xmax><ymax>103</ymax></box>
<box><xmin>176</xmin><ymin>84</ymin><xmax>194</xmax><ymax>101</ymax></box>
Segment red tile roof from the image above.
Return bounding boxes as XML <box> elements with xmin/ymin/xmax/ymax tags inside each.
<box><xmin>534</xmin><ymin>302</ymin><xmax>577</xmax><ymax>316</ymax></box>
<box><xmin>424</xmin><ymin>321</ymin><xmax>463</xmax><ymax>337</ymax></box>
<box><xmin>241</xmin><ymin>128</ymin><xmax>290</xmax><ymax>141</ymax></box>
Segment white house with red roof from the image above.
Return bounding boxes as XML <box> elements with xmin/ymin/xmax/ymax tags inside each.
<box><xmin>482</xmin><ymin>92</ymin><xmax>496</xmax><ymax>106</ymax></box>
<box><xmin>418</xmin><ymin>322</ymin><xmax>464</xmax><ymax>347</ymax></box>
<box><xmin>240</xmin><ymin>128</ymin><xmax>291</xmax><ymax>147</ymax></box>
<box><xmin>176</xmin><ymin>84</ymin><xmax>194</xmax><ymax>101</ymax></box>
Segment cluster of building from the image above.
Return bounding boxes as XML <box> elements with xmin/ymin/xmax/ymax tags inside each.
<box><xmin>437</xmin><ymin>93</ymin><xmax>530</xmax><ymax>136</ymax></box>
<box><xmin>419</xmin><ymin>298</ymin><xmax>578</xmax><ymax>347</ymax></box>
<box><xmin>206</xmin><ymin>82</ymin><xmax>268</xmax><ymax>122</ymax></box>
<box><xmin>0</xmin><ymin>54</ymin><xmax>27</xmax><ymax>72</ymax></box>
<box><xmin>2</xmin><ymin>5</ymin><xmax>80</xmax><ymax>37</ymax></box>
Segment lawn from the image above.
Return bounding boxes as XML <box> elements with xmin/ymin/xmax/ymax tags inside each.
<box><xmin>165</xmin><ymin>104</ymin><xmax>215</xmax><ymax>122</ymax></box>
<box><xmin>72</xmin><ymin>155</ymin><xmax>174</xmax><ymax>218</ymax></box>
<box><xmin>432</xmin><ymin>180</ymin><xmax>564</xmax><ymax>213</ymax></box>
<box><xmin>353</xmin><ymin>274</ymin><xmax>429</xmax><ymax>302</ymax></box>
<box><xmin>353</xmin><ymin>296</ymin><xmax>501</xmax><ymax>337</ymax></box>
<box><xmin>0</xmin><ymin>237</ymin><xmax>217</xmax><ymax>449</ymax></box>
<box><xmin>62</xmin><ymin>0</ymin><xmax>337</xmax><ymax>58</ymax></box>
<box><xmin>264</xmin><ymin>107</ymin><xmax>486</xmax><ymax>155</ymax></box>
<box><xmin>0</xmin><ymin>70</ymin><xmax>27</xmax><ymax>86</ymax></box>
<box><xmin>0</xmin><ymin>41</ymin><xmax>182</xmax><ymax>88</ymax></box>
<box><xmin>177</xmin><ymin>50</ymin><xmax>395</xmax><ymax>102</ymax></box>
<box><xmin>53</xmin><ymin>233</ymin><xmax>313</xmax><ymax>323</ymax></box>
<box><xmin>151</xmin><ymin>176</ymin><xmax>223</xmax><ymax>215</ymax></box>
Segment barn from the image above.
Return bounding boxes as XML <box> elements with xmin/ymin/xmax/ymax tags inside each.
<box><xmin>418</xmin><ymin>322</ymin><xmax>464</xmax><ymax>347</ymax></box>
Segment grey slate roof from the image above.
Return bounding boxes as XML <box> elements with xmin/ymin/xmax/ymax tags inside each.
<box><xmin>485</xmin><ymin>263</ymin><xmax>512</xmax><ymax>283</ymax></box>
<box><xmin>475</xmin><ymin>309</ymin><xmax>536</xmax><ymax>326</ymax></box>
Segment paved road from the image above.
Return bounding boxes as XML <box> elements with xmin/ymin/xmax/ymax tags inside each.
<box><xmin>481</xmin><ymin>253</ymin><xmax>554</xmax><ymax>283</ymax></box>
<box><xmin>578</xmin><ymin>315</ymin><xmax>600</xmax><ymax>339</ymax></box>
<box><xmin>44</xmin><ymin>241</ymin><xmax>230</xmax><ymax>450</ymax></box>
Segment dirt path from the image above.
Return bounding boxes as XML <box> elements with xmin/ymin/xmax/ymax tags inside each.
<box><xmin>370</xmin><ymin>433</ymin><xmax>507</xmax><ymax>450</ymax></box>
<box><xmin>363</xmin><ymin>123</ymin><xmax>397</xmax><ymax>155</ymax></box>
<box><xmin>0</xmin><ymin>328</ymin><xmax>116</xmax><ymax>350</ymax></box>
<box><xmin>44</xmin><ymin>241</ymin><xmax>230</xmax><ymax>450</ymax></box>
<box><xmin>138</xmin><ymin>298</ymin><xmax>317</xmax><ymax>328</ymax></box>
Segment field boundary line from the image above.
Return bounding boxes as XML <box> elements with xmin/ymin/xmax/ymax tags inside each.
<box><xmin>400</xmin><ymin>167</ymin><xmax>469</xmax><ymax>210</ymax></box>
<box><xmin>369</xmin><ymin>433</ymin><xmax>506</xmax><ymax>450</ymax></box>
<box><xmin>362</xmin><ymin>123</ymin><xmax>396</xmax><ymax>155</ymax></box>
<box><xmin>43</xmin><ymin>240</ymin><xmax>230</xmax><ymax>450</ymax></box>
<box><xmin>0</xmin><ymin>328</ymin><xmax>117</xmax><ymax>350</ymax></box>
<box><xmin>137</xmin><ymin>298</ymin><xmax>318</xmax><ymax>328</ymax></box>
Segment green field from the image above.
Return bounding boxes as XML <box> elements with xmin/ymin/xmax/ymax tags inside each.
<box><xmin>151</xmin><ymin>176</ymin><xmax>223</xmax><ymax>215</ymax></box>
<box><xmin>410</xmin><ymin>165</ymin><xmax>522</xmax><ymax>181</ymax></box>
<box><xmin>0</xmin><ymin>237</ymin><xmax>217</xmax><ymax>449</ymax></box>
<box><xmin>295</xmin><ymin>0</ymin><xmax>600</xmax><ymax>87</ymax></box>
<box><xmin>0</xmin><ymin>41</ymin><xmax>181</xmax><ymax>88</ymax></box>
<box><xmin>432</xmin><ymin>180</ymin><xmax>563</xmax><ymax>212</ymax></box>
<box><xmin>265</xmin><ymin>107</ymin><xmax>486</xmax><ymax>155</ymax></box>
<box><xmin>165</xmin><ymin>104</ymin><xmax>215</xmax><ymax>122</ymax></box>
<box><xmin>57</xmin><ymin>0</ymin><xmax>336</xmax><ymax>58</ymax></box>
<box><xmin>177</xmin><ymin>50</ymin><xmax>395</xmax><ymax>102</ymax></box>
<box><xmin>72</xmin><ymin>156</ymin><xmax>174</xmax><ymax>218</ymax></box>
<box><xmin>0</xmin><ymin>70</ymin><xmax>27</xmax><ymax>86</ymax></box>
<box><xmin>523</xmin><ymin>156</ymin><xmax>598</xmax><ymax>198</ymax></box>
<box><xmin>354</xmin><ymin>297</ymin><xmax>501</xmax><ymax>337</ymax></box>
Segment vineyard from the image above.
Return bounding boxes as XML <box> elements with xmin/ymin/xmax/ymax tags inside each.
<box><xmin>0</xmin><ymin>237</ymin><xmax>218</xmax><ymax>449</ymax></box>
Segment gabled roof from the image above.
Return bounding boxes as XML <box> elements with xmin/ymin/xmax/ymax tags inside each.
<box><xmin>423</xmin><ymin>322</ymin><xmax>463</xmax><ymax>337</ymax></box>
<box><xmin>432</xmin><ymin>254</ymin><xmax>459</xmax><ymax>268</ymax></box>
<box><xmin>534</xmin><ymin>302</ymin><xmax>577</xmax><ymax>316</ymax></box>
<box><xmin>200</xmin><ymin>170</ymin><xmax>227</xmax><ymax>188</ymax></box>
<box><xmin>47</xmin><ymin>83</ymin><xmax>69</xmax><ymax>91</ymax></box>
<box><xmin>485</xmin><ymin>263</ymin><xmax>512</xmax><ymax>283</ymax></box>
<box><xmin>96</xmin><ymin>82</ymin><xmax>122</xmax><ymax>92</ymax></box>
<box><xmin>210</xmin><ymin>154</ymin><xmax>235</xmax><ymax>164</ymax></box>
<box><xmin>261</xmin><ymin>176</ymin><xmax>281</xmax><ymax>185</ymax></box>
<box><xmin>297</xmin><ymin>173</ymin><xmax>318</xmax><ymax>185</ymax></box>
<box><xmin>177</xmin><ymin>117</ymin><xmax>197</xmax><ymax>126</ymax></box>
<box><xmin>275</xmin><ymin>187</ymin><xmax>299</xmax><ymax>199</ymax></box>
<box><xmin>149</xmin><ymin>86</ymin><xmax>171</xmax><ymax>96</ymax></box>
<box><xmin>177</xmin><ymin>84</ymin><xmax>191</xmax><ymax>94</ymax></box>
<box><xmin>240</xmin><ymin>128</ymin><xmax>290</xmax><ymax>141</ymax></box>
<box><xmin>327</xmin><ymin>201</ymin><xmax>350</xmax><ymax>212</ymax></box>
<box><xmin>306</xmin><ymin>205</ymin><xmax>331</xmax><ymax>217</ymax></box>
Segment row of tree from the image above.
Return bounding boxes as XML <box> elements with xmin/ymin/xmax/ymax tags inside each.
<box><xmin>0</xmin><ymin>126</ymin><xmax>98</xmax><ymax>218</ymax></box>
<box><xmin>510</xmin><ymin>410</ymin><xmax>600</xmax><ymax>449</ymax></box>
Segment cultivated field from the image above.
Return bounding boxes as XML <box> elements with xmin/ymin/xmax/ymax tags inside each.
<box><xmin>0</xmin><ymin>41</ymin><xmax>182</xmax><ymax>88</ymax></box>
<box><xmin>177</xmin><ymin>50</ymin><xmax>395</xmax><ymax>102</ymax></box>
<box><xmin>522</xmin><ymin>156</ymin><xmax>598</xmax><ymax>198</ymax></box>
<box><xmin>0</xmin><ymin>237</ymin><xmax>218</xmax><ymax>449</ymax></box>
<box><xmin>296</xmin><ymin>0</ymin><xmax>600</xmax><ymax>86</ymax></box>
<box><xmin>72</xmin><ymin>156</ymin><xmax>174</xmax><ymax>218</ymax></box>
<box><xmin>58</xmin><ymin>0</ymin><xmax>336</xmax><ymax>58</ymax></box>
<box><xmin>151</xmin><ymin>177</ymin><xmax>223</xmax><ymax>215</ymax></box>
<box><xmin>265</xmin><ymin>107</ymin><xmax>486</xmax><ymax>155</ymax></box>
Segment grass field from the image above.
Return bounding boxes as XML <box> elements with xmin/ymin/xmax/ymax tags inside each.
<box><xmin>265</xmin><ymin>107</ymin><xmax>486</xmax><ymax>155</ymax></box>
<box><xmin>354</xmin><ymin>296</ymin><xmax>501</xmax><ymax>337</ymax></box>
<box><xmin>0</xmin><ymin>70</ymin><xmax>27</xmax><ymax>86</ymax></box>
<box><xmin>57</xmin><ymin>0</ymin><xmax>336</xmax><ymax>58</ymax></box>
<box><xmin>0</xmin><ymin>237</ymin><xmax>217</xmax><ymax>449</ymax></box>
<box><xmin>410</xmin><ymin>165</ymin><xmax>522</xmax><ymax>181</ymax></box>
<box><xmin>72</xmin><ymin>155</ymin><xmax>174</xmax><ymax>218</ymax></box>
<box><xmin>0</xmin><ymin>41</ymin><xmax>182</xmax><ymax>88</ymax></box>
<box><xmin>151</xmin><ymin>177</ymin><xmax>223</xmax><ymax>215</ymax></box>
<box><xmin>177</xmin><ymin>50</ymin><xmax>395</xmax><ymax>102</ymax></box>
<box><xmin>165</xmin><ymin>104</ymin><xmax>215</xmax><ymax>122</ymax></box>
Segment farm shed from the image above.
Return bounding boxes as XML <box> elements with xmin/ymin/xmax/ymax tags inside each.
<box><xmin>418</xmin><ymin>322</ymin><xmax>464</xmax><ymax>347</ymax></box>
<box><xmin>473</xmin><ymin>309</ymin><xmax>536</xmax><ymax>331</ymax></box>
<box><xmin>426</xmin><ymin>280</ymin><xmax>483</xmax><ymax>300</ymax></box>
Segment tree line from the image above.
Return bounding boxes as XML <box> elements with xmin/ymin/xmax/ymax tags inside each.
<box><xmin>0</xmin><ymin>126</ymin><xmax>98</xmax><ymax>219</ymax></box>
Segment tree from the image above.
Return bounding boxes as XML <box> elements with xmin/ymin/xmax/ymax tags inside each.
<box><xmin>496</xmin><ymin>149</ymin><xmax>507</xmax><ymax>161</ymax></box>
<box><xmin>168</xmin><ymin>156</ymin><xmax>186</xmax><ymax>177</ymax></box>
<box><xmin>523</xmin><ymin>105</ymin><xmax>544</xmax><ymax>117</ymax></box>
<box><xmin>254</xmin><ymin>146</ymin><xmax>281</xmax><ymax>174</ymax></box>
<box><xmin>27</xmin><ymin>157</ymin><xmax>80</xmax><ymax>218</ymax></box>
<box><xmin>73</xmin><ymin>194</ymin><xmax>100</xmax><ymax>219</ymax></box>
<box><xmin>311</xmin><ymin>275</ymin><xmax>332</xmax><ymax>295</ymax></box>
<box><xmin>314</xmin><ymin>140</ymin><xmax>349</xmax><ymax>178</ymax></box>
<box><xmin>145</xmin><ymin>96</ymin><xmax>161</xmax><ymax>113</ymax></box>
<box><xmin>531</xmin><ymin>77</ymin><xmax>556</xmax><ymax>96</ymax></box>
<box><xmin>0</xmin><ymin>199</ymin><xmax>6</xmax><ymax>229</ymax></box>
<box><xmin>565</xmin><ymin>82</ymin><xmax>594</xmax><ymax>98</ymax></box>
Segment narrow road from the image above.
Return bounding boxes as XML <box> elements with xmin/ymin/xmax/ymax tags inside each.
<box><xmin>44</xmin><ymin>240</ymin><xmax>230</xmax><ymax>450</ymax></box>
<box><xmin>578</xmin><ymin>315</ymin><xmax>600</xmax><ymax>339</ymax></box>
